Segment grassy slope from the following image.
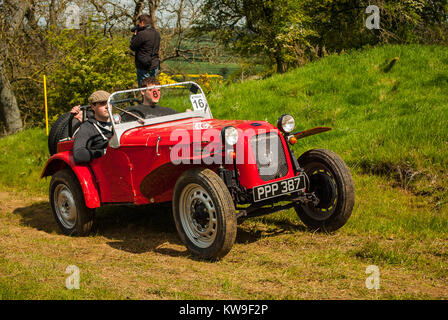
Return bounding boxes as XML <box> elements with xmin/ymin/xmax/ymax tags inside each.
<box><xmin>209</xmin><ymin>45</ymin><xmax>448</xmax><ymax>181</ymax></box>
<box><xmin>0</xmin><ymin>45</ymin><xmax>447</xmax><ymax>299</ymax></box>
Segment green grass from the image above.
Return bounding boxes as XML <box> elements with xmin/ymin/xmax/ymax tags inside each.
<box><xmin>0</xmin><ymin>128</ymin><xmax>49</xmax><ymax>195</ymax></box>
<box><xmin>249</xmin><ymin>171</ymin><xmax>448</xmax><ymax>238</ymax></box>
<box><xmin>0</xmin><ymin>247</ymin><xmax>124</xmax><ymax>299</ymax></box>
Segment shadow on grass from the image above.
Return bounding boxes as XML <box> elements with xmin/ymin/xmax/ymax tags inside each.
<box><xmin>236</xmin><ymin>219</ymin><xmax>307</xmax><ymax>244</ymax></box>
<box><xmin>12</xmin><ymin>200</ymin><xmax>301</xmax><ymax>258</ymax></box>
<box><xmin>11</xmin><ymin>200</ymin><xmax>187</xmax><ymax>257</ymax></box>
<box><xmin>96</xmin><ymin>203</ymin><xmax>188</xmax><ymax>258</ymax></box>
<box><xmin>12</xmin><ymin>201</ymin><xmax>59</xmax><ymax>234</ymax></box>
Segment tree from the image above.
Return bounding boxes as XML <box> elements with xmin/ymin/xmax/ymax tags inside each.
<box><xmin>195</xmin><ymin>0</ymin><xmax>448</xmax><ymax>74</ymax></box>
<box><xmin>0</xmin><ymin>0</ymin><xmax>148</xmax><ymax>134</ymax></box>
<box><xmin>194</xmin><ymin>0</ymin><xmax>316</xmax><ymax>73</ymax></box>
<box><xmin>303</xmin><ymin>0</ymin><xmax>448</xmax><ymax>52</ymax></box>
<box><xmin>46</xmin><ymin>26</ymin><xmax>135</xmax><ymax>115</ymax></box>
<box><xmin>148</xmin><ymin>0</ymin><xmax>160</xmax><ymax>29</ymax></box>
<box><xmin>158</xmin><ymin>0</ymin><xmax>207</xmax><ymax>63</ymax></box>
<box><xmin>0</xmin><ymin>0</ymin><xmax>31</xmax><ymax>134</ymax></box>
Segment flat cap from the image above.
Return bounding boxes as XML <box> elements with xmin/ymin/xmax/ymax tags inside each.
<box><xmin>88</xmin><ymin>90</ymin><xmax>111</xmax><ymax>104</ymax></box>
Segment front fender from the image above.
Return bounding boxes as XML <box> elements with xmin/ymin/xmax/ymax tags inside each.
<box><xmin>41</xmin><ymin>152</ymin><xmax>101</xmax><ymax>209</ymax></box>
<box><xmin>293</xmin><ymin>127</ymin><xmax>331</xmax><ymax>139</ymax></box>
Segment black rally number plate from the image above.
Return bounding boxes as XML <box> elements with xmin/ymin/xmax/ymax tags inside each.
<box><xmin>253</xmin><ymin>175</ymin><xmax>305</xmax><ymax>202</ymax></box>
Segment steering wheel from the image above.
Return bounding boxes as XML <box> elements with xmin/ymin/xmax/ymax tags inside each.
<box><xmin>119</xmin><ymin>108</ymin><xmax>146</xmax><ymax>123</ymax></box>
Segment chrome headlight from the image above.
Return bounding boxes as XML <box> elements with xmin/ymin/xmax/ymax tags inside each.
<box><xmin>221</xmin><ymin>126</ymin><xmax>239</xmax><ymax>146</ymax></box>
<box><xmin>277</xmin><ymin>114</ymin><xmax>295</xmax><ymax>133</ymax></box>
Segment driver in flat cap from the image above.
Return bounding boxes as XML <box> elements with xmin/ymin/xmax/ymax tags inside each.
<box><xmin>73</xmin><ymin>90</ymin><xmax>114</xmax><ymax>164</ymax></box>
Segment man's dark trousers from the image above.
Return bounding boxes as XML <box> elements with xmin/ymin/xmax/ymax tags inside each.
<box><xmin>137</xmin><ymin>67</ymin><xmax>158</xmax><ymax>87</ymax></box>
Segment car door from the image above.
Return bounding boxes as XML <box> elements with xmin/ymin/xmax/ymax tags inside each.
<box><xmin>89</xmin><ymin>146</ymin><xmax>134</xmax><ymax>204</ymax></box>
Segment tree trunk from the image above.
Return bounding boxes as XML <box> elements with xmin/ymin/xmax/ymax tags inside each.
<box><xmin>275</xmin><ymin>54</ymin><xmax>287</xmax><ymax>74</ymax></box>
<box><xmin>0</xmin><ymin>59</ymin><xmax>23</xmax><ymax>134</ymax></box>
<box><xmin>0</xmin><ymin>0</ymin><xmax>30</xmax><ymax>134</ymax></box>
<box><xmin>133</xmin><ymin>0</ymin><xmax>145</xmax><ymax>24</ymax></box>
<box><xmin>148</xmin><ymin>0</ymin><xmax>160</xmax><ymax>29</ymax></box>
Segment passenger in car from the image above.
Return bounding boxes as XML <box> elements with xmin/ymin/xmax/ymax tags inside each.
<box><xmin>73</xmin><ymin>90</ymin><xmax>114</xmax><ymax>164</ymax></box>
<box><xmin>121</xmin><ymin>77</ymin><xmax>179</xmax><ymax>121</ymax></box>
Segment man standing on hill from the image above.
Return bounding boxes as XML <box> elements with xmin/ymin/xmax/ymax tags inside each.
<box><xmin>130</xmin><ymin>14</ymin><xmax>161</xmax><ymax>87</ymax></box>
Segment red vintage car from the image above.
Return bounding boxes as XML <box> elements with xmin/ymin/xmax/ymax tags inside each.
<box><xmin>42</xmin><ymin>82</ymin><xmax>354</xmax><ymax>259</ymax></box>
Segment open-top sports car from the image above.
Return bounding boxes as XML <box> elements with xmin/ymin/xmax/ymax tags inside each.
<box><xmin>42</xmin><ymin>82</ymin><xmax>354</xmax><ymax>259</ymax></box>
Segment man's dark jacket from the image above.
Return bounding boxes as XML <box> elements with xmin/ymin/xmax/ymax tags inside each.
<box><xmin>130</xmin><ymin>26</ymin><xmax>160</xmax><ymax>71</ymax></box>
<box><xmin>73</xmin><ymin>118</ymin><xmax>113</xmax><ymax>164</ymax></box>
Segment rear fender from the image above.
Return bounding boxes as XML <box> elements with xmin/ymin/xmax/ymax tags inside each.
<box><xmin>41</xmin><ymin>152</ymin><xmax>101</xmax><ymax>209</ymax></box>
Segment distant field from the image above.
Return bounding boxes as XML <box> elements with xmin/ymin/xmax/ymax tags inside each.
<box><xmin>0</xmin><ymin>45</ymin><xmax>446</xmax><ymax>299</ymax></box>
<box><xmin>162</xmin><ymin>60</ymin><xmax>241</xmax><ymax>78</ymax></box>
<box><xmin>162</xmin><ymin>36</ymin><xmax>241</xmax><ymax>78</ymax></box>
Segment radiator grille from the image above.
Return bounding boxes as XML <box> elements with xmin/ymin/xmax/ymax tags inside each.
<box><xmin>250</xmin><ymin>132</ymin><xmax>289</xmax><ymax>181</ymax></box>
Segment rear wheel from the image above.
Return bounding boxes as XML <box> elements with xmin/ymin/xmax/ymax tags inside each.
<box><xmin>49</xmin><ymin>169</ymin><xmax>95</xmax><ymax>236</ymax></box>
<box><xmin>294</xmin><ymin>149</ymin><xmax>354</xmax><ymax>232</ymax></box>
<box><xmin>173</xmin><ymin>168</ymin><xmax>237</xmax><ymax>260</ymax></box>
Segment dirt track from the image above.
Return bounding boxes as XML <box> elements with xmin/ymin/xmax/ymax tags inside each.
<box><xmin>0</xmin><ymin>188</ymin><xmax>447</xmax><ymax>299</ymax></box>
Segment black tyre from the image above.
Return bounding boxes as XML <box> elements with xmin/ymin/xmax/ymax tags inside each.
<box><xmin>172</xmin><ymin>168</ymin><xmax>237</xmax><ymax>260</ymax></box>
<box><xmin>48</xmin><ymin>112</ymin><xmax>81</xmax><ymax>155</ymax></box>
<box><xmin>294</xmin><ymin>149</ymin><xmax>355</xmax><ymax>232</ymax></box>
<box><xmin>49</xmin><ymin>169</ymin><xmax>95</xmax><ymax>236</ymax></box>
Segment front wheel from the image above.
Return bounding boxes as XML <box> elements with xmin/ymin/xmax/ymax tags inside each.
<box><xmin>294</xmin><ymin>149</ymin><xmax>355</xmax><ymax>232</ymax></box>
<box><xmin>172</xmin><ymin>168</ymin><xmax>237</xmax><ymax>260</ymax></box>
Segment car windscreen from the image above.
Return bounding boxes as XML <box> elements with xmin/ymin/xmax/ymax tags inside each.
<box><xmin>108</xmin><ymin>82</ymin><xmax>210</xmax><ymax>126</ymax></box>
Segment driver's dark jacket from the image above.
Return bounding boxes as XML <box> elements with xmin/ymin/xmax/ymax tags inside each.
<box><xmin>73</xmin><ymin>118</ymin><xmax>113</xmax><ymax>164</ymax></box>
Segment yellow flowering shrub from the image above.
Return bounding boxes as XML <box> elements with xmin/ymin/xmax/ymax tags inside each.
<box><xmin>157</xmin><ymin>72</ymin><xmax>177</xmax><ymax>85</ymax></box>
<box><xmin>170</xmin><ymin>73</ymin><xmax>223</xmax><ymax>93</ymax></box>
<box><xmin>158</xmin><ymin>72</ymin><xmax>224</xmax><ymax>93</ymax></box>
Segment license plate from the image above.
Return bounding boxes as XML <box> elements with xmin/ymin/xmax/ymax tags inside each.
<box><xmin>253</xmin><ymin>175</ymin><xmax>306</xmax><ymax>202</ymax></box>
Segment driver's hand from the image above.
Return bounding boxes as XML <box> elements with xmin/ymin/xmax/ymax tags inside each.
<box><xmin>186</xmin><ymin>108</ymin><xmax>192</xmax><ymax>112</ymax></box>
<box><xmin>70</xmin><ymin>105</ymin><xmax>83</xmax><ymax>122</ymax></box>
